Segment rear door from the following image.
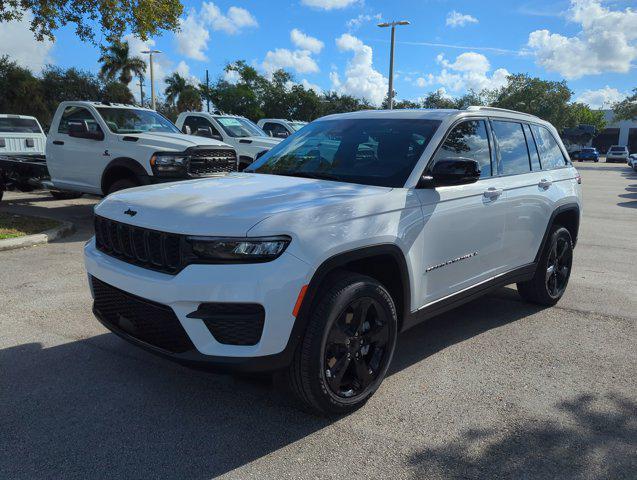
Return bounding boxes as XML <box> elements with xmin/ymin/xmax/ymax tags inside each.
<box><xmin>415</xmin><ymin>118</ymin><xmax>509</xmax><ymax>305</ymax></box>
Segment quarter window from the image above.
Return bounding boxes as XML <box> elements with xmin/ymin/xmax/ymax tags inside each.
<box><xmin>432</xmin><ymin>120</ymin><xmax>492</xmax><ymax>178</ymax></box>
<box><xmin>531</xmin><ymin>125</ymin><xmax>567</xmax><ymax>170</ymax></box>
<box><xmin>524</xmin><ymin>124</ymin><xmax>542</xmax><ymax>170</ymax></box>
<box><xmin>58</xmin><ymin>106</ymin><xmax>102</xmax><ymax>135</ymax></box>
<box><xmin>491</xmin><ymin>121</ymin><xmax>531</xmax><ymax>175</ymax></box>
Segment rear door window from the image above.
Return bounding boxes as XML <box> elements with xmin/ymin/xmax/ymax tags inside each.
<box><xmin>491</xmin><ymin>121</ymin><xmax>530</xmax><ymax>175</ymax></box>
<box><xmin>432</xmin><ymin>120</ymin><xmax>492</xmax><ymax>177</ymax></box>
<box><xmin>523</xmin><ymin>124</ymin><xmax>542</xmax><ymax>170</ymax></box>
<box><xmin>531</xmin><ymin>125</ymin><xmax>567</xmax><ymax>170</ymax></box>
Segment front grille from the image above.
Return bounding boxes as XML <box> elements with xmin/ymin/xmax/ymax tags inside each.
<box><xmin>187</xmin><ymin>148</ymin><xmax>236</xmax><ymax>176</ymax></box>
<box><xmin>187</xmin><ymin>303</ymin><xmax>265</xmax><ymax>346</ymax></box>
<box><xmin>92</xmin><ymin>276</ymin><xmax>195</xmax><ymax>353</ymax></box>
<box><xmin>94</xmin><ymin>216</ymin><xmax>183</xmax><ymax>274</ymax></box>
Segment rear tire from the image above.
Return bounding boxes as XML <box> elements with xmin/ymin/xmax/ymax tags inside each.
<box><xmin>50</xmin><ymin>190</ymin><xmax>83</xmax><ymax>200</ymax></box>
<box><xmin>517</xmin><ymin>226</ymin><xmax>573</xmax><ymax>306</ymax></box>
<box><xmin>288</xmin><ymin>271</ymin><xmax>398</xmax><ymax>416</ymax></box>
<box><xmin>107</xmin><ymin>178</ymin><xmax>139</xmax><ymax>194</ymax></box>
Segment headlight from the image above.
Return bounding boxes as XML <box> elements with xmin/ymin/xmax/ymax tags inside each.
<box><xmin>150</xmin><ymin>153</ymin><xmax>188</xmax><ymax>176</ymax></box>
<box><xmin>187</xmin><ymin>236</ymin><xmax>291</xmax><ymax>263</ymax></box>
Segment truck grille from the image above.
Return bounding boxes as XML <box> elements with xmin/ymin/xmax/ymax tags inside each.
<box><xmin>92</xmin><ymin>276</ymin><xmax>195</xmax><ymax>353</ymax></box>
<box><xmin>94</xmin><ymin>216</ymin><xmax>183</xmax><ymax>275</ymax></box>
<box><xmin>187</xmin><ymin>148</ymin><xmax>236</xmax><ymax>176</ymax></box>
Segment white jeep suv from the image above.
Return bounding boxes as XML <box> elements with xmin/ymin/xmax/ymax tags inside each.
<box><xmin>85</xmin><ymin>107</ymin><xmax>582</xmax><ymax>415</ymax></box>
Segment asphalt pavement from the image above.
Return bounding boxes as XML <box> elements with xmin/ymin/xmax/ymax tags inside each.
<box><xmin>1</xmin><ymin>162</ymin><xmax>635</xmax><ymax>479</ymax></box>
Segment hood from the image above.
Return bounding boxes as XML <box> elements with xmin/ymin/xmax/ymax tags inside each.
<box><xmin>95</xmin><ymin>173</ymin><xmax>390</xmax><ymax>237</ymax></box>
<box><xmin>117</xmin><ymin>132</ymin><xmax>232</xmax><ymax>151</ymax></box>
<box><xmin>238</xmin><ymin>136</ymin><xmax>282</xmax><ymax>148</ymax></box>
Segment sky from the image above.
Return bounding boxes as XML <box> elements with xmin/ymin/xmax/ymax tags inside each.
<box><xmin>1</xmin><ymin>0</ymin><xmax>636</xmax><ymax>109</ymax></box>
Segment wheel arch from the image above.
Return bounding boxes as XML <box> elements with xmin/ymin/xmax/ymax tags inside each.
<box><xmin>101</xmin><ymin>157</ymin><xmax>150</xmax><ymax>194</ymax></box>
<box><xmin>535</xmin><ymin>203</ymin><xmax>581</xmax><ymax>263</ymax></box>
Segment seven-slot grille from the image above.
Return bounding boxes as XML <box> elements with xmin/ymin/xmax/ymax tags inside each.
<box><xmin>91</xmin><ymin>276</ymin><xmax>195</xmax><ymax>353</ymax></box>
<box><xmin>94</xmin><ymin>215</ymin><xmax>183</xmax><ymax>274</ymax></box>
<box><xmin>187</xmin><ymin>148</ymin><xmax>236</xmax><ymax>176</ymax></box>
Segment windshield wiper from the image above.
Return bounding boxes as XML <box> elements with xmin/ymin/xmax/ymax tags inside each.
<box><xmin>275</xmin><ymin>171</ymin><xmax>341</xmax><ymax>181</ymax></box>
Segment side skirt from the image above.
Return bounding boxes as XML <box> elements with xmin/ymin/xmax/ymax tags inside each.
<box><xmin>402</xmin><ymin>263</ymin><xmax>536</xmax><ymax>331</ymax></box>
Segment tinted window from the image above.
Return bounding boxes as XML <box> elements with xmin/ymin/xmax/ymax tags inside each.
<box><xmin>263</xmin><ymin>122</ymin><xmax>288</xmax><ymax>137</ymax></box>
<box><xmin>0</xmin><ymin>117</ymin><xmax>42</xmax><ymax>133</ymax></box>
<box><xmin>216</xmin><ymin>117</ymin><xmax>266</xmax><ymax>138</ymax></box>
<box><xmin>250</xmin><ymin>118</ymin><xmax>441</xmax><ymax>187</ymax></box>
<box><xmin>532</xmin><ymin>125</ymin><xmax>567</xmax><ymax>170</ymax></box>
<box><xmin>58</xmin><ymin>107</ymin><xmax>102</xmax><ymax>135</ymax></box>
<box><xmin>524</xmin><ymin>124</ymin><xmax>542</xmax><ymax>170</ymax></box>
<box><xmin>492</xmin><ymin>121</ymin><xmax>530</xmax><ymax>175</ymax></box>
<box><xmin>184</xmin><ymin>116</ymin><xmax>221</xmax><ymax>137</ymax></box>
<box><xmin>433</xmin><ymin>120</ymin><xmax>491</xmax><ymax>177</ymax></box>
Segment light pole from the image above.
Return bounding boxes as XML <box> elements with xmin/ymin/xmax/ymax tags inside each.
<box><xmin>136</xmin><ymin>75</ymin><xmax>145</xmax><ymax>106</ymax></box>
<box><xmin>141</xmin><ymin>49</ymin><xmax>161</xmax><ymax>110</ymax></box>
<box><xmin>378</xmin><ymin>20</ymin><xmax>410</xmax><ymax>109</ymax></box>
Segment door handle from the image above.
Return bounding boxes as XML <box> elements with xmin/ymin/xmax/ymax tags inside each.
<box><xmin>483</xmin><ymin>187</ymin><xmax>503</xmax><ymax>200</ymax></box>
<box><xmin>52</xmin><ymin>140</ymin><xmax>64</xmax><ymax>145</ymax></box>
<box><xmin>538</xmin><ymin>178</ymin><xmax>552</xmax><ymax>189</ymax></box>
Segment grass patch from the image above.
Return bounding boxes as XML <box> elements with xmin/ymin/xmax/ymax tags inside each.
<box><xmin>0</xmin><ymin>212</ymin><xmax>60</xmax><ymax>239</ymax></box>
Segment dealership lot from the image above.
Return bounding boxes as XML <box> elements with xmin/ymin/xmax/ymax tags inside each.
<box><xmin>1</xmin><ymin>163</ymin><xmax>636</xmax><ymax>479</ymax></box>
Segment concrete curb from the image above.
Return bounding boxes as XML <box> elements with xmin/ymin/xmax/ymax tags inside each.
<box><xmin>0</xmin><ymin>220</ymin><xmax>75</xmax><ymax>252</ymax></box>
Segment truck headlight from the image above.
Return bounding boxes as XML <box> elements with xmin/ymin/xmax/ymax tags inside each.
<box><xmin>150</xmin><ymin>153</ymin><xmax>188</xmax><ymax>176</ymax></box>
<box><xmin>186</xmin><ymin>236</ymin><xmax>290</xmax><ymax>263</ymax></box>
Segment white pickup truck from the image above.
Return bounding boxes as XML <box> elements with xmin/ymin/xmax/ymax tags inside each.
<box><xmin>0</xmin><ymin>101</ymin><xmax>238</xmax><ymax>201</ymax></box>
<box><xmin>0</xmin><ymin>114</ymin><xmax>47</xmax><ymax>156</ymax></box>
<box><xmin>175</xmin><ymin>112</ymin><xmax>281</xmax><ymax>170</ymax></box>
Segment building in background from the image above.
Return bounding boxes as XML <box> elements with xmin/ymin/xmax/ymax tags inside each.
<box><xmin>592</xmin><ymin>110</ymin><xmax>637</xmax><ymax>154</ymax></box>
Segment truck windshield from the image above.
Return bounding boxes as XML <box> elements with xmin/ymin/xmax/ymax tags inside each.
<box><xmin>216</xmin><ymin>117</ymin><xmax>267</xmax><ymax>138</ymax></box>
<box><xmin>248</xmin><ymin>118</ymin><xmax>441</xmax><ymax>188</ymax></box>
<box><xmin>0</xmin><ymin>118</ymin><xmax>42</xmax><ymax>133</ymax></box>
<box><xmin>96</xmin><ymin>108</ymin><xmax>180</xmax><ymax>134</ymax></box>
<box><xmin>289</xmin><ymin>122</ymin><xmax>307</xmax><ymax>131</ymax></box>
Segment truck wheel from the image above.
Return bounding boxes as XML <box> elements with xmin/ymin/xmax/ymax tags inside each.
<box><xmin>288</xmin><ymin>272</ymin><xmax>398</xmax><ymax>415</ymax></box>
<box><xmin>107</xmin><ymin>178</ymin><xmax>139</xmax><ymax>194</ymax></box>
<box><xmin>517</xmin><ymin>226</ymin><xmax>573</xmax><ymax>306</ymax></box>
<box><xmin>50</xmin><ymin>190</ymin><xmax>83</xmax><ymax>200</ymax></box>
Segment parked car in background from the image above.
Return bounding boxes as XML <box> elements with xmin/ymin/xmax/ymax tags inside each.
<box><xmin>1</xmin><ymin>102</ymin><xmax>237</xmax><ymax>202</ymax></box>
<box><xmin>571</xmin><ymin>147</ymin><xmax>599</xmax><ymax>162</ymax></box>
<box><xmin>0</xmin><ymin>114</ymin><xmax>46</xmax><ymax>156</ymax></box>
<box><xmin>85</xmin><ymin>106</ymin><xmax>582</xmax><ymax>415</ymax></box>
<box><xmin>257</xmin><ymin>118</ymin><xmax>307</xmax><ymax>138</ymax></box>
<box><xmin>176</xmin><ymin>113</ymin><xmax>282</xmax><ymax>170</ymax></box>
<box><xmin>628</xmin><ymin>154</ymin><xmax>637</xmax><ymax>171</ymax></box>
<box><xmin>606</xmin><ymin>145</ymin><xmax>629</xmax><ymax>163</ymax></box>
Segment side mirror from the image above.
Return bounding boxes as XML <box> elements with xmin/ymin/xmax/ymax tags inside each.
<box><xmin>68</xmin><ymin>122</ymin><xmax>104</xmax><ymax>141</ymax></box>
<box><xmin>182</xmin><ymin>125</ymin><xmax>192</xmax><ymax>135</ymax></box>
<box><xmin>418</xmin><ymin>158</ymin><xmax>481</xmax><ymax>188</ymax></box>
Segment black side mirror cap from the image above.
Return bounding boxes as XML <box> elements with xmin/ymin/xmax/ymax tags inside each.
<box><xmin>418</xmin><ymin>158</ymin><xmax>481</xmax><ymax>188</ymax></box>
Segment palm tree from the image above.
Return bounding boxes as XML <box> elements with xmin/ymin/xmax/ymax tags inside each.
<box><xmin>99</xmin><ymin>40</ymin><xmax>146</xmax><ymax>85</ymax></box>
<box><xmin>164</xmin><ymin>72</ymin><xmax>188</xmax><ymax>105</ymax></box>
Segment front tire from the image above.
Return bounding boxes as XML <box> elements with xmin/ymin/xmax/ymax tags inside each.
<box><xmin>517</xmin><ymin>226</ymin><xmax>573</xmax><ymax>306</ymax></box>
<box><xmin>288</xmin><ymin>272</ymin><xmax>398</xmax><ymax>415</ymax></box>
<box><xmin>107</xmin><ymin>178</ymin><xmax>139</xmax><ymax>194</ymax></box>
<box><xmin>50</xmin><ymin>190</ymin><xmax>83</xmax><ymax>200</ymax></box>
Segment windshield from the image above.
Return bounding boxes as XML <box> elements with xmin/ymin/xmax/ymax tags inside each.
<box><xmin>216</xmin><ymin>117</ymin><xmax>267</xmax><ymax>138</ymax></box>
<box><xmin>0</xmin><ymin>118</ymin><xmax>42</xmax><ymax>134</ymax></box>
<box><xmin>248</xmin><ymin>118</ymin><xmax>441</xmax><ymax>187</ymax></box>
<box><xmin>96</xmin><ymin>108</ymin><xmax>180</xmax><ymax>134</ymax></box>
<box><xmin>289</xmin><ymin>122</ymin><xmax>307</xmax><ymax>131</ymax></box>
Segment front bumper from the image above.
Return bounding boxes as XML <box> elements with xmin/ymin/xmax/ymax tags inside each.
<box><xmin>84</xmin><ymin>239</ymin><xmax>312</xmax><ymax>371</ymax></box>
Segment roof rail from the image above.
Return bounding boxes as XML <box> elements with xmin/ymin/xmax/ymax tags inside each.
<box><xmin>465</xmin><ymin>106</ymin><xmax>539</xmax><ymax>119</ymax></box>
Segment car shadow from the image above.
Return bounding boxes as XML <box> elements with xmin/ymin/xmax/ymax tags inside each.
<box><xmin>2</xmin><ymin>287</ymin><xmax>547</xmax><ymax>479</ymax></box>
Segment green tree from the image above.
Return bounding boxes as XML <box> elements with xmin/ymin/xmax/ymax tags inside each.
<box><xmin>164</xmin><ymin>72</ymin><xmax>188</xmax><ymax>105</ymax></box>
<box><xmin>566</xmin><ymin>103</ymin><xmax>606</xmax><ymax>132</ymax></box>
<box><xmin>422</xmin><ymin>90</ymin><xmax>458</xmax><ymax>109</ymax></box>
<box><xmin>288</xmin><ymin>84</ymin><xmax>322</xmax><ymax>121</ymax></box>
<box><xmin>319</xmin><ymin>92</ymin><xmax>372</xmax><ymax>116</ymax></box>
<box><xmin>0</xmin><ymin>56</ymin><xmax>47</xmax><ymax>125</ymax></box>
<box><xmin>177</xmin><ymin>85</ymin><xmax>202</xmax><ymax>113</ymax></box>
<box><xmin>102</xmin><ymin>82</ymin><xmax>135</xmax><ymax>104</ymax></box>
<box><xmin>40</xmin><ymin>66</ymin><xmax>101</xmax><ymax>123</ymax></box>
<box><xmin>99</xmin><ymin>40</ymin><xmax>146</xmax><ymax>85</ymax></box>
<box><xmin>1</xmin><ymin>0</ymin><xmax>182</xmax><ymax>43</ymax></box>
<box><xmin>612</xmin><ymin>88</ymin><xmax>637</xmax><ymax>121</ymax></box>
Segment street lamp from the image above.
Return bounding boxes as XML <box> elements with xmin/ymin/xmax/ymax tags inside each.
<box><xmin>378</xmin><ymin>20</ymin><xmax>410</xmax><ymax>109</ymax></box>
<box><xmin>141</xmin><ymin>49</ymin><xmax>161</xmax><ymax>110</ymax></box>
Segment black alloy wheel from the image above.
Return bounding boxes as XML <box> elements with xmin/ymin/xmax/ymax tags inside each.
<box><xmin>545</xmin><ymin>235</ymin><xmax>572</xmax><ymax>299</ymax></box>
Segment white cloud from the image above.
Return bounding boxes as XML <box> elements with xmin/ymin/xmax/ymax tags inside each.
<box><xmin>175</xmin><ymin>3</ymin><xmax>257</xmax><ymax>61</ymax></box>
<box><xmin>446</xmin><ymin>11</ymin><xmax>479</xmax><ymax>27</ymax></box>
<box><xmin>301</xmin><ymin>0</ymin><xmax>359</xmax><ymax>10</ymax></box>
<box><xmin>416</xmin><ymin>52</ymin><xmax>510</xmax><ymax>94</ymax></box>
<box><xmin>290</xmin><ymin>29</ymin><xmax>324</xmax><ymax>54</ymax></box>
<box><xmin>576</xmin><ymin>86</ymin><xmax>630</xmax><ymax>109</ymax></box>
<box><xmin>223</xmin><ymin>69</ymin><xmax>241</xmax><ymax>84</ymax></box>
<box><xmin>262</xmin><ymin>48</ymin><xmax>319</xmax><ymax>75</ymax></box>
<box><xmin>0</xmin><ymin>11</ymin><xmax>54</xmax><ymax>72</ymax></box>
<box><xmin>527</xmin><ymin>0</ymin><xmax>637</xmax><ymax>79</ymax></box>
<box><xmin>331</xmin><ymin>33</ymin><xmax>387</xmax><ymax>105</ymax></box>
<box><xmin>346</xmin><ymin>13</ymin><xmax>382</xmax><ymax>30</ymax></box>
<box><xmin>301</xmin><ymin>78</ymin><xmax>323</xmax><ymax>93</ymax></box>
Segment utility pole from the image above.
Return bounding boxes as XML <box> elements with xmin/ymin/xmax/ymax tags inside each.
<box><xmin>205</xmin><ymin>69</ymin><xmax>210</xmax><ymax>113</ymax></box>
<box><xmin>137</xmin><ymin>76</ymin><xmax>145</xmax><ymax>106</ymax></box>
<box><xmin>141</xmin><ymin>49</ymin><xmax>161</xmax><ymax>110</ymax></box>
<box><xmin>378</xmin><ymin>20</ymin><xmax>410</xmax><ymax>109</ymax></box>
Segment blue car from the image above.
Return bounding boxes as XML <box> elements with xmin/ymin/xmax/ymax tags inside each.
<box><xmin>573</xmin><ymin>147</ymin><xmax>599</xmax><ymax>162</ymax></box>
